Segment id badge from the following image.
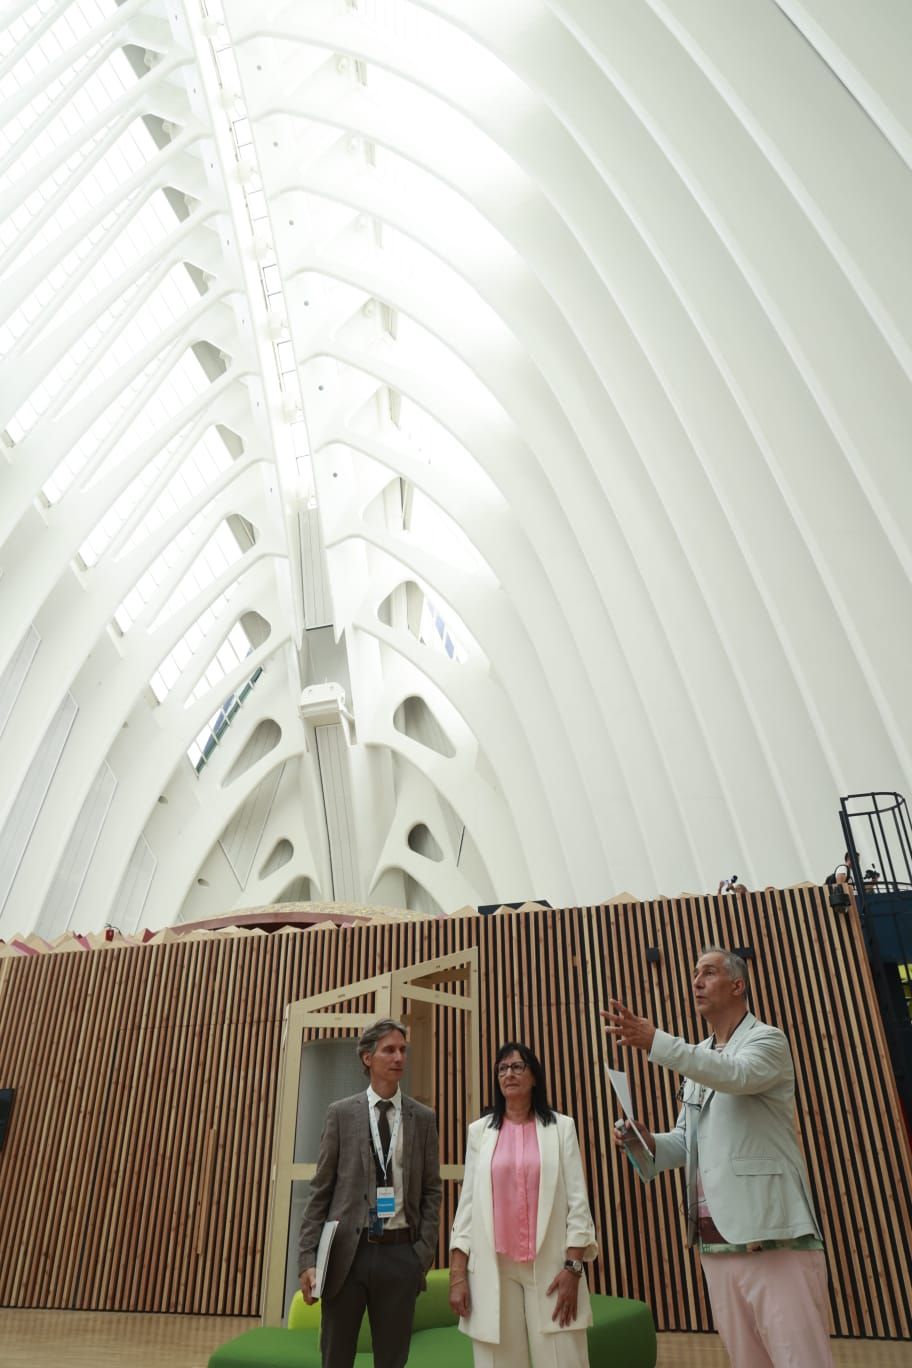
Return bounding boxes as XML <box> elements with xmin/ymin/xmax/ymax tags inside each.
<box><xmin>376</xmin><ymin>1185</ymin><xmax>395</xmax><ymax>1219</ymax></box>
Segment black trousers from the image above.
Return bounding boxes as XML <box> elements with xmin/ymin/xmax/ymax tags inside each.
<box><xmin>320</xmin><ymin>1238</ymin><xmax>423</xmax><ymax>1368</ymax></box>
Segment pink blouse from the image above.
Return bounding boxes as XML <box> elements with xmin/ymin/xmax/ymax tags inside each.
<box><xmin>491</xmin><ymin>1118</ymin><xmax>540</xmax><ymax>1261</ymax></box>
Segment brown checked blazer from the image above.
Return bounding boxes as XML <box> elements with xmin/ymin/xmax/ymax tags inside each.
<box><xmin>298</xmin><ymin>1091</ymin><xmax>442</xmax><ymax>1301</ymax></box>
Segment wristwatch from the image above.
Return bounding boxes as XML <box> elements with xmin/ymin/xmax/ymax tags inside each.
<box><xmin>563</xmin><ymin>1259</ymin><xmax>584</xmax><ymax>1276</ymax></box>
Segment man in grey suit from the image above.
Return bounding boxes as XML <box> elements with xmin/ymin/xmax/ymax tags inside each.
<box><xmin>603</xmin><ymin>947</ymin><xmax>833</xmax><ymax>1367</ymax></box>
<box><xmin>299</xmin><ymin>1018</ymin><xmax>442</xmax><ymax>1368</ymax></box>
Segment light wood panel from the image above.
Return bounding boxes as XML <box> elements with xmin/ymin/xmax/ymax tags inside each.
<box><xmin>1</xmin><ymin>1313</ymin><xmax>910</xmax><ymax>1368</ymax></box>
<box><xmin>0</xmin><ymin>890</ymin><xmax>910</xmax><ymax>1338</ymax></box>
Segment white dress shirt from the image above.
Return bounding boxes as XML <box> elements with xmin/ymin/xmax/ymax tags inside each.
<box><xmin>366</xmin><ymin>1085</ymin><xmax>406</xmax><ymax>1228</ymax></box>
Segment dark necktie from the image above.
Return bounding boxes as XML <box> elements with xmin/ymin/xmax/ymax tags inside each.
<box><xmin>376</xmin><ymin>1100</ymin><xmax>393</xmax><ymax>1180</ymax></box>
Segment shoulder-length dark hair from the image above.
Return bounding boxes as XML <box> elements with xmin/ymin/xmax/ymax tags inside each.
<box><xmin>487</xmin><ymin>1042</ymin><xmax>556</xmax><ymax>1129</ymax></box>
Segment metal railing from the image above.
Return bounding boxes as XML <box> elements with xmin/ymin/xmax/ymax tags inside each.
<box><xmin>839</xmin><ymin>791</ymin><xmax>912</xmax><ymax>1126</ymax></box>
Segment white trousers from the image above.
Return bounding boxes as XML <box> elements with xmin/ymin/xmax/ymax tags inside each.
<box><xmin>471</xmin><ymin>1256</ymin><xmax>590</xmax><ymax>1368</ymax></box>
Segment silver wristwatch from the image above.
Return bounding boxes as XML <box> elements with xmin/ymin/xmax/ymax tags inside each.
<box><xmin>563</xmin><ymin>1258</ymin><xmax>584</xmax><ymax>1276</ymax></box>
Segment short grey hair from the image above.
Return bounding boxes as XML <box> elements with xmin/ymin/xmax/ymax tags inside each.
<box><xmin>701</xmin><ymin>946</ymin><xmax>748</xmax><ymax>985</ymax></box>
<box><xmin>357</xmin><ymin>1018</ymin><xmax>407</xmax><ymax>1073</ymax></box>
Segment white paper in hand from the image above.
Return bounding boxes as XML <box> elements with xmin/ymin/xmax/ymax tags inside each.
<box><xmin>606</xmin><ymin>1067</ymin><xmax>634</xmax><ymax>1118</ymax></box>
<box><xmin>604</xmin><ymin>1064</ymin><xmax>652</xmax><ymax>1180</ymax></box>
<box><xmin>314</xmin><ymin>1220</ymin><xmax>339</xmax><ymax>1298</ymax></box>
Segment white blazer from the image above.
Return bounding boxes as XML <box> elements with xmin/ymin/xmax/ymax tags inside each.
<box><xmin>450</xmin><ymin>1112</ymin><xmax>598</xmax><ymax>1345</ymax></box>
<box><xmin>644</xmin><ymin>1012</ymin><xmax>822</xmax><ymax>1246</ymax></box>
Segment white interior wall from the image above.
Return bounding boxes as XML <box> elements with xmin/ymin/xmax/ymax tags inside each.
<box><xmin>0</xmin><ymin>0</ymin><xmax>910</xmax><ymax>938</ymax></box>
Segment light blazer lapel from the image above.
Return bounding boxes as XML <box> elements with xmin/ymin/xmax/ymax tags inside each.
<box><xmin>353</xmin><ymin>1092</ymin><xmax>371</xmax><ymax>1188</ymax></box>
<box><xmin>400</xmin><ymin>1095</ymin><xmax>413</xmax><ymax>1201</ymax></box>
<box><xmin>701</xmin><ymin>1011</ymin><xmax>757</xmax><ymax>1111</ymax></box>
<box><xmin>477</xmin><ymin>1121</ymin><xmax>499</xmax><ymax>1248</ymax></box>
<box><xmin>535</xmin><ymin>1115</ymin><xmax>559</xmax><ymax>1252</ymax></box>
<box><xmin>695</xmin><ymin>1033</ymin><xmax>715</xmax><ymax>1111</ymax></box>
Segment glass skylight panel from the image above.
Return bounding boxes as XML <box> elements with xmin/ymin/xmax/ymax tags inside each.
<box><xmin>148</xmin><ymin>597</ymin><xmax>262</xmax><ymax>773</ymax></box>
<box><xmin>0</xmin><ymin>5</ymin><xmax>111</xmax><ymax>107</ymax></box>
<box><xmin>113</xmin><ymin>514</ymin><xmax>204</xmax><ymax>633</ymax></box>
<box><xmin>79</xmin><ymin>443</ymin><xmax>173</xmax><ymax>567</ymax></box>
<box><xmin>147</xmin><ymin>520</ymin><xmax>245</xmax><ymax>631</ymax></box>
<box><xmin>79</xmin><ymin>411</ymin><xmax>235</xmax><ymax>567</ymax></box>
<box><xmin>39</xmin><ymin>352</ymin><xmax>156</xmax><ymax>503</ymax></box>
<box><xmin>12</xmin><ymin>123</ymin><xmax>136</xmax><ymax>267</ymax></box>
<box><xmin>188</xmin><ymin>657</ymin><xmax>263</xmax><ymax>773</ymax></box>
<box><xmin>41</xmin><ymin>339</ymin><xmax>214</xmax><ymax>504</ymax></box>
<box><xmin>11</xmin><ymin>240</ymin><xmax>141</xmax><ymax>404</ymax></box>
<box><xmin>112</xmin><ymin>423</ymin><xmax>236</xmax><ymax>560</ymax></box>
<box><xmin>188</xmin><ymin>622</ymin><xmax>251</xmax><ymax>704</ymax></box>
<box><xmin>420</xmin><ymin>596</ymin><xmax>468</xmax><ymax>664</ymax></box>
<box><xmin>51</xmin><ymin>210</ymin><xmax>200</xmax><ymax>338</ymax></box>
<box><xmin>149</xmin><ymin>592</ymin><xmax>235</xmax><ymax>704</ymax></box>
<box><xmin>354</xmin><ymin>0</ymin><xmax>422</xmax><ymax>41</ymax></box>
<box><xmin>4</xmin><ymin>40</ymin><xmax>161</xmax><ymax>262</ymax></box>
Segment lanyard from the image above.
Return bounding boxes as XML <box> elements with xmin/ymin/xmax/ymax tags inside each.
<box><xmin>368</xmin><ymin>1098</ymin><xmax>402</xmax><ymax>1183</ymax></box>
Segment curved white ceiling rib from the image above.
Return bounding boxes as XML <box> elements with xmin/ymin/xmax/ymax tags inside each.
<box><xmin>0</xmin><ymin>0</ymin><xmax>909</xmax><ymax>938</ymax></box>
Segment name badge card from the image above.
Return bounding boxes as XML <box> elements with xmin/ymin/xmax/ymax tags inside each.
<box><xmin>376</xmin><ymin>1186</ymin><xmax>395</xmax><ymax>1219</ymax></box>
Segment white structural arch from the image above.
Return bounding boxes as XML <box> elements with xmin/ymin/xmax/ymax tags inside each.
<box><xmin>1</xmin><ymin>0</ymin><xmax>910</xmax><ymax>939</ymax></box>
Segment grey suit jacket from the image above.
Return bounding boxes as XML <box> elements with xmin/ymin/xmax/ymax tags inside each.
<box><xmin>641</xmin><ymin>1012</ymin><xmax>822</xmax><ymax>1246</ymax></box>
<box><xmin>298</xmin><ymin>1091</ymin><xmax>442</xmax><ymax>1300</ymax></box>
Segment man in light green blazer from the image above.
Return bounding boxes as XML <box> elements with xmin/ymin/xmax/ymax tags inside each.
<box><xmin>603</xmin><ymin>947</ymin><xmax>833</xmax><ymax>1367</ymax></box>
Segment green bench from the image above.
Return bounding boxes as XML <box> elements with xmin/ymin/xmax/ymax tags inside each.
<box><xmin>208</xmin><ymin>1269</ymin><xmax>656</xmax><ymax>1367</ymax></box>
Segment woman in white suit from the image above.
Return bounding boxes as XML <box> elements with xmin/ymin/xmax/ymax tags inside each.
<box><xmin>448</xmin><ymin>1042</ymin><xmax>597</xmax><ymax>1368</ymax></box>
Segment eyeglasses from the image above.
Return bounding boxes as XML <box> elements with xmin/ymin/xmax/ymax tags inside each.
<box><xmin>497</xmin><ymin>1062</ymin><xmax>528</xmax><ymax>1076</ymax></box>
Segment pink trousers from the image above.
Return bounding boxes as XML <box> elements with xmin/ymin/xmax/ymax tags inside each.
<box><xmin>700</xmin><ymin>1249</ymin><xmax>834</xmax><ymax>1367</ymax></box>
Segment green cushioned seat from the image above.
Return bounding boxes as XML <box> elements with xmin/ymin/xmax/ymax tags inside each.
<box><xmin>411</xmin><ymin>1268</ymin><xmax>458</xmax><ymax>1332</ymax></box>
<box><xmin>208</xmin><ymin>1270</ymin><xmax>655</xmax><ymax>1368</ymax></box>
<box><xmin>406</xmin><ymin>1325</ymin><xmax>475</xmax><ymax>1368</ymax></box>
<box><xmin>287</xmin><ymin>1284</ymin><xmax>371</xmax><ymax>1353</ymax></box>
<box><xmin>285</xmin><ymin>1268</ymin><xmax>455</xmax><ymax>1352</ymax></box>
<box><xmin>208</xmin><ymin>1326</ymin><xmax>322</xmax><ymax>1367</ymax></box>
<box><xmin>587</xmin><ymin>1292</ymin><xmax>656</xmax><ymax>1366</ymax></box>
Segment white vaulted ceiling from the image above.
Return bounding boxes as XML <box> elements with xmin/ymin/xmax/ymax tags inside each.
<box><xmin>1</xmin><ymin>0</ymin><xmax>910</xmax><ymax>939</ymax></box>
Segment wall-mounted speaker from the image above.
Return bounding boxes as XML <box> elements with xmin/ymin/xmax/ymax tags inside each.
<box><xmin>0</xmin><ymin>1089</ymin><xmax>14</xmax><ymax>1152</ymax></box>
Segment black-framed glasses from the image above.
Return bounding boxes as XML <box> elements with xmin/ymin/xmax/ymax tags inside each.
<box><xmin>497</xmin><ymin>1062</ymin><xmax>528</xmax><ymax>1076</ymax></box>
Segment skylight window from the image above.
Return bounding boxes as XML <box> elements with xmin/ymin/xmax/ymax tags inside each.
<box><xmin>148</xmin><ymin>595</ymin><xmax>254</xmax><ymax>707</ymax></box>
<box><xmin>40</xmin><ymin>335</ymin><xmax>213</xmax><ymax>507</ymax></box>
<box><xmin>148</xmin><ymin>595</ymin><xmax>264</xmax><ymax>774</ymax></box>
<box><xmin>420</xmin><ymin>596</ymin><xmax>468</xmax><ymax>664</ymax></box>
<box><xmin>144</xmin><ymin>519</ymin><xmax>246</xmax><ymax>632</ymax></box>
<box><xmin>2</xmin><ymin>28</ymin><xmax>206</xmax><ymax>463</ymax></box>
<box><xmin>19</xmin><ymin>250</ymin><xmax>199</xmax><ymax>435</ymax></box>
<box><xmin>80</xmin><ymin>423</ymin><xmax>235</xmax><ymax>567</ymax></box>
<box><xmin>188</xmin><ymin>662</ymin><xmax>264</xmax><ymax>773</ymax></box>
<box><xmin>113</xmin><ymin>512</ymin><xmax>204</xmax><ymax>633</ymax></box>
<box><xmin>186</xmin><ymin>620</ymin><xmax>258</xmax><ymax>706</ymax></box>
<box><xmin>80</xmin><ymin>443</ymin><xmax>173</xmax><ymax>568</ymax></box>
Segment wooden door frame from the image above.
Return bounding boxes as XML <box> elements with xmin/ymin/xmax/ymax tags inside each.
<box><xmin>261</xmin><ymin>948</ymin><xmax>479</xmax><ymax>1324</ymax></box>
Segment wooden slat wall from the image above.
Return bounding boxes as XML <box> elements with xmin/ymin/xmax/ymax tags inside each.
<box><xmin>0</xmin><ymin>891</ymin><xmax>910</xmax><ymax>1336</ymax></box>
